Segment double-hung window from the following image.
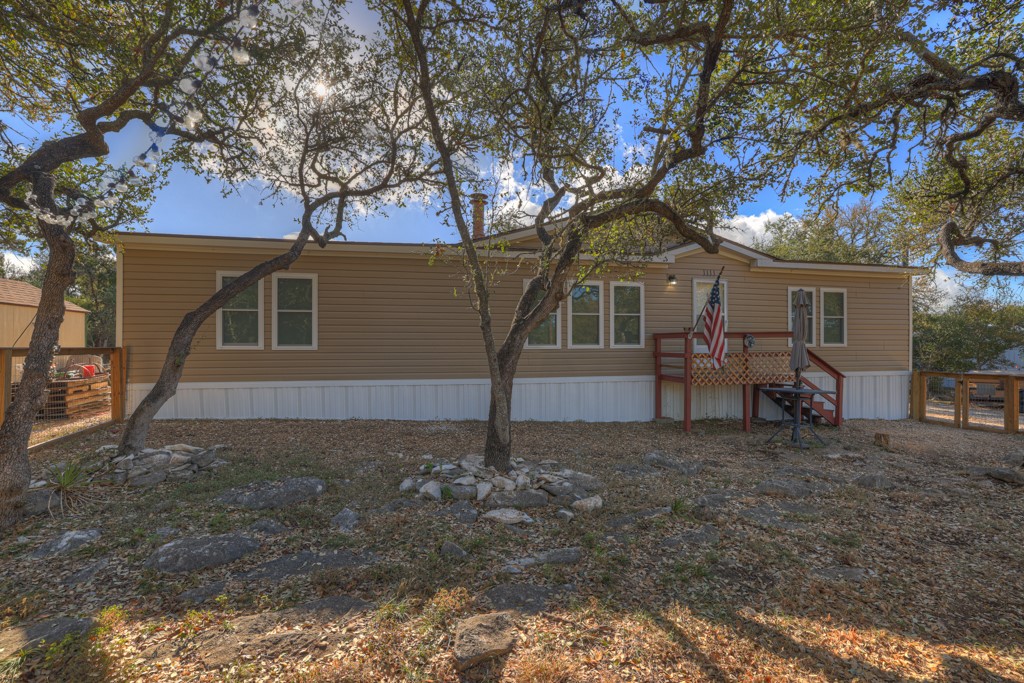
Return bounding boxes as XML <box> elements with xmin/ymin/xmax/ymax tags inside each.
<box><xmin>610</xmin><ymin>283</ymin><xmax>644</xmax><ymax>348</ymax></box>
<box><xmin>524</xmin><ymin>281</ymin><xmax>560</xmax><ymax>348</ymax></box>
<box><xmin>569</xmin><ymin>282</ymin><xmax>603</xmax><ymax>348</ymax></box>
<box><xmin>821</xmin><ymin>288</ymin><xmax>847</xmax><ymax>346</ymax></box>
<box><xmin>272</xmin><ymin>273</ymin><xmax>317</xmax><ymax>350</ymax></box>
<box><xmin>216</xmin><ymin>272</ymin><xmax>263</xmax><ymax>349</ymax></box>
<box><xmin>788</xmin><ymin>287</ymin><xmax>815</xmax><ymax>346</ymax></box>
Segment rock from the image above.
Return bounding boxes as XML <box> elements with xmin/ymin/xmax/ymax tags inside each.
<box><xmin>0</xmin><ymin>617</ymin><xmax>93</xmax><ymax>657</ymax></box>
<box><xmin>145</xmin><ymin>534</ymin><xmax>259</xmax><ymax>574</ymax></box>
<box><xmin>555</xmin><ymin>508</ymin><xmax>575</xmax><ymax>522</ymax></box>
<box><xmin>642</xmin><ymin>452</ymin><xmax>705</xmax><ymax>476</ymax></box>
<box><xmin>481</xmin><ymin>508</ymin><xmax>533</xmax><ymax>525</ymax></box>
<box><xmin>483</xmin><ymin>583</ymin><xmax>564</xmax><ymax>614</ymax></box>
<box><xmin>539</xmin><ymin>480</ymin><xmax>590</xmax><ymax>505</ymax></box>
<box><xmin>127</xmin><ymin>469</ymin><xmax>168</xmax><ymax>487</ymax></box>
<box><xmin>487</xmin><ymin>489</ymin><xmax>549</xmax><ymax>509</ymax></box>
<box><xmin>331</xmin><ymin>508</ymin><xmax>360</xmax><ymax>533</ymax></box>
<box><xmin>557</xmin><ymin>469</ymin><xmax>604</xmax><ymax>492</ymax></box>
<box><xmin>533</xmin><ymin>547</ymin><xmax>582</xmax><ymax>565</ymax></box>
<box><xmin>420</xmin><ymin>480</ymin><xmax>444</xmax><ymax>501</ymax></box>
<box><xmin>250</xmin><ymin>518</ymin><xmax>289</xmax><ymax>535</ymax></box>
<box><xmin>441</xmin><ymin>500</ymin><xmax>479</xmax><ymax>524</ymax></box>
<box><xmin>191</xmin><ymin>449</ymin><xmax>218</xmax><ymax>468</ymax></box>
<box><xmin>453</xmin><ymin>611</ymin><xmax>517</xmax><ymax>671</ymax></box>
<box><xmin>661</xmin><ymin>524</ymin><xmax>720</xmax><ymax>549</ymax></box>
<box><xmin>179</xmin><ymin>580</ymin><xmax>227</xmax><ymax>605</ymax></box>
<box><xmin>165</xmin><ymin>444</ymin><xmax>204</xmax><ymax>454</ymax></box>
<box><xmin>218</xmin><ymin>477</ymin><xmax>326</xmax><ymax>509</ymax></box>
<box><xmin>154</xmin><ymin>527</ymin><xmax>178</xmax><ymax>539</ymax></box>
<box><xmin>440</xmin><ymin>541</ymin><xmax>468</xmax><ymax>559</ymax></box>
<box><xmin>853</xmin><ymin>472</ymin><xmax>895</xmax><ymax>490</ymax></box>
<box><xmin>63</xmin><ymin>557</ymin><xmax>109</xmax><ymax>586</ymax></box>
<box><xmin>984</xmin><ymin>468</ymin><xmax>1024</xmax><ymax>486</ymax></box>
<box><xmin>168</xmin><ymin>453</ymin><xmax>192</xmax><ymax>467</ymax></box>
<box><xmin>476</xmin><ymin>481</ymin><xmax>493</xmax><ymax>501</ymax></box>
<box><xmin>136</xmin><ymin>452</ymin><xmax>172</xmax><ymax>469</ymax></box>
<box><xmin>241</xmin><ymin>550</ymin><xmax>376</xmax><ymax>581</ymax></box>
<box><xmin>606</xmin><ymin>506</ymin><xmax>671</xmax><ymax>529</ymax></box>
<box><xmin>755</xmin><ymin>479</ymin><xmax>817</xmax><ymax>499</ymax></box>
<box><xmin>453</xmin><ymin>475</ymin><xmax>477</xmax><ymax>486</ymax></box>
<box><xmin>491</xmin><ymin>476</ymin><xmax>515</xmax><ymax>492</ymax></box>
<box><xmin>1002</xmin><ymin>453</ymin><xmax>1024</xmax><ymax>467</ymax></box>
<box><xmin>193</xmin><ymin>595</ymin><xmax>371</xmax><ymax>669</ymax></box>
<box><xmin>31</xmin><ymin>529</ymin><xmax>101</xmax><ymax>559</ymax></box>
<box><xmin>515</xmin><ymin>473</ymin><xmax>531</xmax><ymax>490</ymax></box>
<box><xmin>23</xmin><ymin>489</ymin><xmax>59</xmax><ymax>517</ymax></box>
<box><xmin>739</xmin><ymin>506</ymin><xmax>806</xmax><ymax>531</ymax></box>
<box><xmin>96</xmin><ymin>444</ymin><xmax>119</xmax><ymax>456</ymax></box>
<box><xmin>400</xmin><ymin>476</ymin><xmax>426</xmax><ymax>493</ymax></box>
<box><xmin>447</xmin><ymin>484</ymin><xmax>478</xmax><ymax>501</ymax></box>
<box><xmin>813</xmin><ymin>566</ymin><xmax>870</xmax><ymax>582</ymax></box>
<box><xmin>571</xmin><ymin>495</ymin><xmax>603</xmax><ymax>513</ymax></box>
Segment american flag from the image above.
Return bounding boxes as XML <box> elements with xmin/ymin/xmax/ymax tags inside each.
<box><xmin>702</xmin><ymin>275</ymin><xmax>726</xmax><ymax>369</ymax></box>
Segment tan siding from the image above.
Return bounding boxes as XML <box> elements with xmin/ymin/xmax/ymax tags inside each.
<box><xmin>121</xmin><ymin>244</ymin><xmax>911</xmax><ymax>384</ymax></box>
<box><xmin>1</xmin><ymin>304</ymin><xmax>86</xmax><ymax>348</ymax></box>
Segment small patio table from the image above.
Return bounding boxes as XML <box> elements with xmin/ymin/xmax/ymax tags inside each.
<box><xmin>766</xmin><ymin>386</ymin><xmax>834</xmax><ymax>448</ymax></box>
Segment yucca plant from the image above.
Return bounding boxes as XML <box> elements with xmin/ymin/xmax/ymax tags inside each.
<box><xmin>46</xmin><ymin>461</ymin><xmax>98</xmax><ymax>516</ymax></box>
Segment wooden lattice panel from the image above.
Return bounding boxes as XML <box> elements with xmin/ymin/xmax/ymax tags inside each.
<box><xmin>691</xmin><ymin>351</ymin><xmax>794</xmax><ymax>386</ymax></box>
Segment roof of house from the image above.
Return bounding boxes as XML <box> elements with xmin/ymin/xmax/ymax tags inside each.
<box><xmin>115</xmin><ymin>230</ymin><xmax>925</xmax><ymax>275</ymax></box>
<box><xmin>0</xmin><ymin>279</ymin><xmax>89</xmax><ymax>313</ymax></box>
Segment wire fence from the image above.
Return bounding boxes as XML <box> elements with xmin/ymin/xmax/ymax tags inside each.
<box><xmin>1</xmin><ymin>347</ymin><xmax>125</xmax><ymax>448</ymax></box>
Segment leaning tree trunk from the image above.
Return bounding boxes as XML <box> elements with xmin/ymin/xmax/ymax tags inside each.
<box><xmin>117</xmin><ymin>231</ymin><xmax>314</xmax><ymax>456</ymax></box>
<box><xmin>0</xmin><ymin>233</ymin><xmax>76</xmax><ymax>529</ymax></box>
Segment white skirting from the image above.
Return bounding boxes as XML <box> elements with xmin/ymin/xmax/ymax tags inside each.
<box><xmin>127</xmin><ymin>371</ymin><xmax>910</xmax><ymax>423</ymax></box>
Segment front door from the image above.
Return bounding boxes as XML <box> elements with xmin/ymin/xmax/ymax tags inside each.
<box><xmin>692</xmin><ymin>276</ymin><xmax>728</xmax><ymax>354</ymax></box>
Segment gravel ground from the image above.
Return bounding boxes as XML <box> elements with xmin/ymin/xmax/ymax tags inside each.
<box><xmin>2</xmin><ymin>417</ymin><xmax>1023</xmax><ymax>682</ymax></box>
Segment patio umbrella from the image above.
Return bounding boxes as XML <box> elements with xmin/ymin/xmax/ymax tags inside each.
<box><xmin>790</xmin><ymin>288</ymin><xmax>810</xmax><ymax>386</ymax></box>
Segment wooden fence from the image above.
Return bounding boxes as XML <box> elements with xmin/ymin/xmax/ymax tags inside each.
<box><xmin>911</xmin><ymin>370</ymin><xmax>1022</xmax><ymax>433</ymax></box>
<box><xmin>0</xmin><ymin>347</ymin><xmax>126</xmax><ymax>447</ymax></box>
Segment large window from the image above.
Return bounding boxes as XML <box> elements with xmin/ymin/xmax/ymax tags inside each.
<box><xmin>569</xmin><ymin>282</ymin><xmax>603</xmax><ymax>348</ymax></box>
<box><xmin>692</xmin><ymin>277</ymin><xmax>727</xmax><ymax>353</ymax></box>
<box><xmin>273</xmin><ymin>273</ymin><xmax>317</xmax><ymax>350</ymax></box>
<box><xmin>524</xmin><ymin>281</ymin><xmax>560</xmax><ymax>348</ymax></box>
<box><xmin>216</xmin><ymin>272</ymin><xmax>263</xmax><ymax>349</ymax></box>
<box><xmin>611</xmin><ymin>283</ymin><xmax>644</xmax><ymax>348</ymax></box>
<box><xmin>821</xmin><ymin>288</ymin><xmax>847</xmax><ymax>346</ymax></box>
<box><xmin>788</xmin><ymin>287</ymin><xmax>815</xmax><ymax>346</ymax></box>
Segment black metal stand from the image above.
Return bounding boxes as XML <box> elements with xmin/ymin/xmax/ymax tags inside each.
<box><xmin>767</xmin><ymin>387</ymin><xmax>828</xmax><ymax>448</ymax></box>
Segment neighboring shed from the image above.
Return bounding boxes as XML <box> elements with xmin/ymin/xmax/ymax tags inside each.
<box><xmin>0</xmin><ymin>278</ymin><xmax>88</xmax><ymax>348</ymax></box>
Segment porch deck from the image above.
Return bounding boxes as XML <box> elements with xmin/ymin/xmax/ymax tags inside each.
<box><xmin>654</xmin><ymin>330</ymin><xmax>845</xmax><ymax>432</ymax></box>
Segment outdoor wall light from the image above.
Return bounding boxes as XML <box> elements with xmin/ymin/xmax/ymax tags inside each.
<box><xmin>667</xmin><ymin>274</ymin><xmax>677</xmax><ymax>285</ymax></box>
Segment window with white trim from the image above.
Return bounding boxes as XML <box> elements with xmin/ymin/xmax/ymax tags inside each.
<box><xmin>692</xmin><ymin>277</ymin><xmax>727</xmax><ymax>353</ymax></box>
<box><xmin>611</xmin><ymin>282</ymin><xmax>644</xmax><ymax>347</ymax></box>
<box><xmin>273</xmin><ymin>273</ymin><xmax>317</xmax><ymax>350</ymax></box>
<box><xmin>821</xmin><ymin>288</ymin><xmax>847</xmax><ymax>346</ymax></box>
<box><xmin>569</xmin><ymin>282</ymin><xmax>603</xmax><ymax>348</ymax></box>
<box><xmin>788</xmin><ymin>286</ymin><xmax>815</xmax><ymax>346</ymax></box>
<box><xmin>216</xmin><ymin>272</ymin><xmax>263</xmax><ymax>349</ymax></box>
<box><xmin>524</xmin><ymin>281</ymin><xmax>560</xmax><ymax>348</ymax></box>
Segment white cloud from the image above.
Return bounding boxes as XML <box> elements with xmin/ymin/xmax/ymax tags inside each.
<box><xmin>931</xmin><ymin>268</ymin><xmax>963</xmax><ymax>309</ymax></box>
<box><xmin>2</xmin><ymin>251</ymin><xmax>33</xmax><ymax>274</ymax></box>
<box><xmin>725</xmin><ymin>209</ymin><xmax>788</xmax><ymax>246</ymax></box>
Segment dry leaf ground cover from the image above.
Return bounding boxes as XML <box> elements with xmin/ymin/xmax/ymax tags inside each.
<box><xmin>1</xmin><ymin>417</ymin><xmax>1022</xmax><ymax>682</ymax></box>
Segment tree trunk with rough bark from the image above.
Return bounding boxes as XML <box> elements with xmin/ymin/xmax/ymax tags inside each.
<box><xmin>117</xmin><ymin>234</ymin><xmax>313</xmax><ymax>456</ymax></box>
<box><xmin>0</xmin><ymin>233</ymin><xmax>76</xmax><ymax>530</ymax></box>
<box><xmin>484</xmin><ymin>370</ymin><xmax>514</xmax><ymax>471</ymax></box>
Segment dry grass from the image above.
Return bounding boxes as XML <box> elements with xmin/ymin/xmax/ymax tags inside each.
<box><xmin>2</xmin><ymin>417</ymin><xmax>1022</xmax><ymax>681</ymax></box>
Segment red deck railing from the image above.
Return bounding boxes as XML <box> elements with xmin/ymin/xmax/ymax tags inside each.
<box><xmin>653</xmin><ymin>331</ymin><xmax>845</xmax><ymax>432</ymax></box>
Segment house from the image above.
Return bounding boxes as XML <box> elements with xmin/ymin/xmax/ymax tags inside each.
<box><xmin>115</xmin><ymin>223</ymin><xmax>918</xmax><ymax>424</ymax></box>
<box><xmin>0</xmin><ymin>278</ymin><xmax>88</xmax><ymax>348</ymax></box>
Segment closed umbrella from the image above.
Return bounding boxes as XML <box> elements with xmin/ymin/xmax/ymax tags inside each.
<box><xmin>790</xmin><ymin>288</ymin><xmax>810</xmax><ymax>386</ymax></box>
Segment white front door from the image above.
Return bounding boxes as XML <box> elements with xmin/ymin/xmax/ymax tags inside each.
<box><xmin>692</xmin><ymin>277</ymin><xmax>728</xmax><ymax>354</ymax></box>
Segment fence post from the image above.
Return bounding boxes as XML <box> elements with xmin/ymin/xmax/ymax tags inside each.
<box><xmin>910</xmin><ymin>371</ymin><xmax>921</xmax><ymax>420</ymax></box>
<box><xmin>1006</xmin><ymin>377</ymin><xmax>1019</xmax><ymax>434</ymax></box>
<box><xmin>0</xmin><ymin>349</ymin><xmax>11</xmax><ymax>428</ymax></box>
<box><xmin>110</xmin><ymin>348</ymin><xmax>126</xmax><ymax>421</ymax></box>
